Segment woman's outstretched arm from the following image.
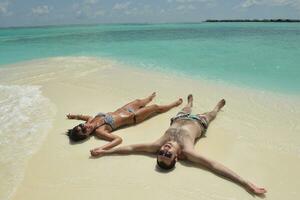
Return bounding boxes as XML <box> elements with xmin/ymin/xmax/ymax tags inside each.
<box><xmin>92</xmin><ymin>130</ymin><xmax>123</xmax><ymax>152</ymax></box>
<box><xmin>66</xmin><ymin>114</ymin><xmax>93</xmax><ymax>122</ymax></box>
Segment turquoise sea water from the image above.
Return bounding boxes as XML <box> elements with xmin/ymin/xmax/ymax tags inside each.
<box><xmin>0</xmin><ymin>23</ymin><xmax>299</xmax><ymax>93</ymax></box>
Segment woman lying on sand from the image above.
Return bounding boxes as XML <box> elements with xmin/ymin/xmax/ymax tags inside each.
<box><xmin>67</xmin><ymin>92</ymin><xmax>182</xmax><ymax>150</ymax></box>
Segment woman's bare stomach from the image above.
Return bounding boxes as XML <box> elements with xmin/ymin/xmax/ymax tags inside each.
<box><xmin>111</xmin><ymin>109</ymin><xmax>135</xmax><ymax>127</ymax></box>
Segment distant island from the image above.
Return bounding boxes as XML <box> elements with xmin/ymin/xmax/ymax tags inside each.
<box><xmin>205</xmin><ymin>19</ymin><xmax>300</xmax><ymax>22</ymax></box>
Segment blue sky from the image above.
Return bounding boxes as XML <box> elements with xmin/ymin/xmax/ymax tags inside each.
<box><xmin>1</xmin><ymin>0</ymin><xmax>300</xmax><ymax>27</ymax></box>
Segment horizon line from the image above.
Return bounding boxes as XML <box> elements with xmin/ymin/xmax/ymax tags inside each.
<box><xmin>1</xmin><ymin>18</ymin><xmax>300</xmax><ymax>29</ymax></box>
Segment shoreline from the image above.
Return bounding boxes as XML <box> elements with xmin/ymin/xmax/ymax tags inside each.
<box><xmin>0</xmin><ymin>56</ymin><xmax>299</xmax><ymax>200</ymax></box>
<box><xmin>2</xmin><ymin>55</ymin><xmax>299</xmax><ymax>97</ymax></box>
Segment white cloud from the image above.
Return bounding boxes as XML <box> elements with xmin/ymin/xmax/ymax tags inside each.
<box><xmin>0</xmin><ymin>1</ymin><xmax>13</xmax><ymax>16</ymax></box>
<box><xmin>73</xmin><ymin>0</ymin><xmax>105</xmax><ymax>18</ymax></box>
<box><xmin>112</xmin><ymin>1</ymin><xmax>146</xmax><ymax>15</ymax></box>
<box><xmin>168</xmin><ymin>0</ymin><xmax>214</xmax><ymax>3</ymax></box>
<box><xmin>32</xmin><ymin>5</ymin><xmax>51</xmax><ymax>16</ymax></box>
<box><xmin>176</xmin><ymin>4</ymin><xmax>196</xmax><ymax>11</ymax></box>
<box><xmin>112</xmin><ymin>3</ymin><xmax>155</xmax><ymax>16</ymax></box>
<box><xmin>94</xmin><ymin>9</ymin><xmax>105</xmax><ymax>16</ymax></box>
<box><xmin>167</xmin><ymin>0</ymin><xmax>216</xmax><ymax>9</ymax></box>
<box><xmin>240</xmin><ymin>0</ymin><xmax>259</xmax><ymax>8</ymax></box>
<box><xmin>0</xmin><ymin>2</ymin><xmax>8</xmax><ymax>15</ymax></box>
<box><xmin>160</xmin><ymin>9</ymin><xmax>166</xmax><ymax>13</ymax></box>
<box><xmin>112</xmin><ymin>2</ymin><xmax>131</xmax><ymax>10</ymax></box>
<box><xmin>240</xmin><ymin>0</ymin><xmax>300</xmax><ymax>9</ymax></box>
<box><xmin>289</xmin><ymin>0</ymin><xmax>300</xmax><ymax>9</ymax></box>
<box><xmin>84</xmin><ymin>0</ymin><xmax>98</xmax><ymax>5</ymax></box>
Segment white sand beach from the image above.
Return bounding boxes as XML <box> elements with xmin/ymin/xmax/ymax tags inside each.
<box><xmin>0</xmin><ymin>57</ymin><xmax>300</xmax><ymax>200</ymax></box>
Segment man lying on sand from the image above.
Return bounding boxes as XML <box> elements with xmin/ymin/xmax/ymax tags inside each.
<box><xmin>90</xmin><ymin>94</ymin><xmax>267</xmax><ymax>195</ymax></box>
<box><xmin>67</xmin><ymin>92</ymin><xmax>182</xmax><ymax>150</ymax></box>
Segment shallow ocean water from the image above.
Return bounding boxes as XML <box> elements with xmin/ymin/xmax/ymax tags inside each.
<box><xmin>1</xmin><ymin>23</ymin><xmax>300</xmax><ymax>93</ymax></box>
<box><xmin>0</xmin><ymin>85</ymin><xmax>55</xmax><ymax>200</ymax></box>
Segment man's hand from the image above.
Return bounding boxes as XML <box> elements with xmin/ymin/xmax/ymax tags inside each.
<box><xmin>90</xmin><ymin>148</ymin><xmax>106</xmax><ymax>157</ymax></box>
<box><xmin>245</xmin><ymin>181</ymin><xmax>267</xmax><ymax>195</ymax></box>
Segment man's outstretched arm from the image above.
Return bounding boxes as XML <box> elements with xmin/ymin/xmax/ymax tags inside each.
<box><xmin>90</xmin><ymin>142</ymin><xmax>160</xmax><ymax>157</ymax></box>
<box><xmin>183</xmin><ymin>149</ymin><xmax>267</xmax><ymax>195</ymax></box>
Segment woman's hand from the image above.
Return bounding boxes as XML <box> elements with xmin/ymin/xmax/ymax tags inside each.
<box><xmin>90</xmin><ymin>148</ymin><xmax>106</xmax><ymax>157</ymax></box>
<box><xmin>66</xmin><ymin>114</ymin><xmax>75</xmax><ymax>119</ymax></box>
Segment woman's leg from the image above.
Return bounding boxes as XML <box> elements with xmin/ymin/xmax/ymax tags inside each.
<box><xmin>134</xmin><ymin>98</ymin><xmax>183</xmax><ymax>123</ymax></box>
<box><xmin>121</xmin><ymin>92</ymin><xmax>156</xmax><ymax>111</ymax></box>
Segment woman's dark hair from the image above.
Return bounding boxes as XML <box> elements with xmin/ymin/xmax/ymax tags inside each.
<box><xmin>67</xmin><ymin>127</ymin><xmax>88</xmax><ymax>142</ymax></box>
<box><xmin>157</xmin><ymin>158</ymin><xmax>176</xmax><ymax>170</ymax></box>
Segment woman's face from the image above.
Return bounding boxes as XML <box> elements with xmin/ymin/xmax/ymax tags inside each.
<box><xmin>76</xmin><ymin>123</ymin><xmax>94</xmax><ymax>135</ymax></box>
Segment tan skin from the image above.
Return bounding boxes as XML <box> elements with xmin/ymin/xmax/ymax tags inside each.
<box><xmin>67</xmin><ymin>92</ymin><xmax>183</xmax><ymax>151</ymax></box>
<box><xmin>91</xmin><ymin>95</ymin><xmax>267</xmax><ymax>196</ymax></box>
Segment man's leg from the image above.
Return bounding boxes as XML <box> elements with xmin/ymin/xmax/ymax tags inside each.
<box><xmin>199</xmin><ymin>99</ymin><xmax>225</xmax><ymax>125</ymax></box>
<box><xmin>134</xmin><ymin>98</ymin><xmax>183</xmax><ymax>123</ymax></box>
<box><xmin>179</xmin><ymin>94</ymin><xmax>193</xmax><ymax>114</ymax></box>
<box><xmin>121</xmin><ymin>92</ymin><xmax>156</xmax><ymax>111</ymax></box>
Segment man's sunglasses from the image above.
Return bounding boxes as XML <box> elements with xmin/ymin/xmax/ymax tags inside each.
<box><xmin>158</xmin><ymin>150</ymin><xmax>173</xmax><ymax>158</ymax></box>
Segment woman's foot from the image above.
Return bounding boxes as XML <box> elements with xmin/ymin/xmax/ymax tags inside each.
<box><xmin>137</xmin><ymin>92</ymin><xmax>156</xmax><ymax>108</ymax></box>
<box><xmin>174</xmin><ymin>98</ymin><xmax>183</xmax><ymax>106</ymax></box>
<box><xmin>215</xmin><ymin>99</ymin><xmax>226</xmax><ymax>112</ymax></box>
<box><xmin>149</xmin><ymin>92</ymin><xmax>156</xmax><ymax>101</ymax></box>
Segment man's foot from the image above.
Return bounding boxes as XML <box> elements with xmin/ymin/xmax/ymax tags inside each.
<box><xmin>215</xmin><ymin>99</ymin><xmax>226</xmax><ymax>112</ymax></box>
<box><xmin>187</xmin><ymin>94</ymin><xmax>193</xmax><ymax>107</ymax></box>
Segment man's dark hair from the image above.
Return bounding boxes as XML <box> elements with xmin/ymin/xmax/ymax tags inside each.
<box><xmin>157</xmin><ymin>158</ymin><xmax>176</xmax><ymax>170</ymax></box>
<box><xmin>67</xmin><ymin>127</ymin><xmax>88</xmax><ymax>142</ymax></box>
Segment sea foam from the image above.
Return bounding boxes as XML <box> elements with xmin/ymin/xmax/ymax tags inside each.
<box><xmin>0</xmin><ymin>85</ymin><xmax>56</xmax><ymax>200</ymax></box>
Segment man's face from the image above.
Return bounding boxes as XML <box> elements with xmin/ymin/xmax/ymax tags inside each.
<box><xmin>157</xmin><ymin>142</ymin><xmax>178</xmax><ymax>166</ymax></box>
